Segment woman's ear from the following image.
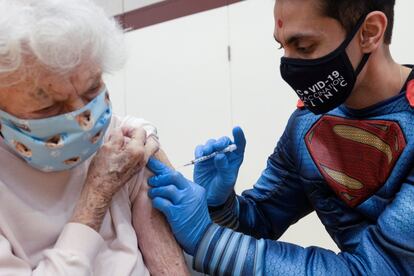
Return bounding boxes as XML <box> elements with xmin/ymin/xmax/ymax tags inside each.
<box><xmin>360</xmin><ymin>11</ymin><xmax>388</xmax><ymax>53</ymax></box>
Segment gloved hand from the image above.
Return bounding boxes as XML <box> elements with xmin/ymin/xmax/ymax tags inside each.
<box><xmin>194</xmin><ymin>126</ymin><xmax>246</xmax><ymax>206</ymax></box>
<box><xmin>147</xmin><ymin>158</ymin><xmax>212</xmax><ymax>255</ymax></box>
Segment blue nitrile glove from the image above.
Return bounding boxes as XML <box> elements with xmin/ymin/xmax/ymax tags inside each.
<box><xmin>147</xmin><ymin>158</ymin><xmax>212</xmax><ymax>255</ymax></box>
<box><xmin>194</xmin><ymin>126</ymin><xmax>246</xmax><ymax>207</ymax></box>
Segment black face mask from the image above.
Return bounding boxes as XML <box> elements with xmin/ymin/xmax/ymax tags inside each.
<box><xmin>280</xmin><ymin>15</ymin><xmax>370</xmax><ymax>115</ymax></box>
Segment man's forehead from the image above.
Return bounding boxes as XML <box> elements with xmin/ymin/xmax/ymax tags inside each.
<box><xmin>273</xmin><ymin>0</ymin><xmax>332</xmax><ymax>43</ymax></box>
<box><xmin>274</xmin><ymin>18</ymin><xmax>324</xmax><ymax>44</ymax></box>
<box><xmin>274</xmin><ymin>0</ymin><xmax>322</xmax><ymax>26</ymax></box>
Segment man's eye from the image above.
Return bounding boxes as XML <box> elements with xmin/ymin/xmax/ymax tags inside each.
<box><xmin>297</xmin><ymin>45</ymin><xmax>314</xmax><ymax>54</ymax></box>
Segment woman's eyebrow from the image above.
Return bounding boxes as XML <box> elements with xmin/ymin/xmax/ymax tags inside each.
<box><xmin>85</xmin><ymin>75</ymin><xmax>102</xmax><ymax>91</ymax></box>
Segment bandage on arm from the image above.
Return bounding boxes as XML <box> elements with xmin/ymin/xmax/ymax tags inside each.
<box><xmin>132</xmin><ymin>149</ymin><xmax>190</xmax><ymax>276</ymax></box>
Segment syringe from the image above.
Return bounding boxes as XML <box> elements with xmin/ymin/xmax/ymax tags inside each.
<box><xmin>183</xmin><ymin>144</ymin><xmax>237</xmax><ymax>167</ymax></box>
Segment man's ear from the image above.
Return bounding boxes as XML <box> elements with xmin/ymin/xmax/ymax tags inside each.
<box><xmin>360</xmin><ymin>11</ymin><xmax>388</xmax><ymax>53</ymax></box>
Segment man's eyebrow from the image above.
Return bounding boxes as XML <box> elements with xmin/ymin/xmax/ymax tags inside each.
<box><xmin>274</xmin><ymin>33</ymin><xmax>320</xmax><ymax>46</ymax></box>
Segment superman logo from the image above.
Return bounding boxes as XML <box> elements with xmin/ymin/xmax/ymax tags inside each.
<box><xmin>305</xmin><ymin>115</ymin><xmax>406</xmax><ymax>207</ymax></box>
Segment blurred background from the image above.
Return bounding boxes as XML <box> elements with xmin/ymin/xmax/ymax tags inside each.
<box><xmin>93</xmin><ymin>0</ymin><xmax>413</xmax><ymax>253</ymax></box>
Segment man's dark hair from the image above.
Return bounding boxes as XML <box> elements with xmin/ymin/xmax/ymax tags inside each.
<box><xmin>320</xmin><ymin>0</ymin><xmax>396</xmax><ymax>44</ymax></box>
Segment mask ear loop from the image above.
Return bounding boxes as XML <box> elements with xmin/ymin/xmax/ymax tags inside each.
<box><xmin>340</xmin><ymin>13</ymin><xmax>370</xmax><ymax>50</ymax></box>
<box><xmin>355</xmin><ymin>54</ymin><xmax>371</xmax><ymax>75</ymax></box>
<box><xmin>341</xmin><ymin>13</ymin><xmax>371</xmax><ymax>76</ymax></box>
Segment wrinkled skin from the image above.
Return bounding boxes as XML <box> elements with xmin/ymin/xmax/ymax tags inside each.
<box><xmin>134</xmin><ymin>150</ymin><xmax>190</xmax><ymax>276</ymax></box>
<box><xmin>87</xmin><ymin>127</ymin><xmax>158</xmax><ymax>196</ymax></box>
<box><xmin>71</xmin><ymin>126</ymin><xmax>159</xmax><ymax>231</ymax></box>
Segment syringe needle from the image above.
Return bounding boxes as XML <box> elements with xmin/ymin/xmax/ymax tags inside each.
<box><xmin>182</xmin><ymin>144</ymin><xmax>237</xmax><ymax>167</ymax></box>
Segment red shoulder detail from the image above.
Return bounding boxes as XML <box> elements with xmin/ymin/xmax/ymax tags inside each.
<box><xmin>296</xmin><ymin>100</ymin><xmax>305</xmax><ymax>109</ymax></box>
<box><xmin>406</xmin><ymin>80</ymin><xmax>414</xmax><ymax>107</ymax></box>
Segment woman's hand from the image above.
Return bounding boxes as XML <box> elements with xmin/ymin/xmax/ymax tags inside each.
<box><xmin>86</xmin><ymin>127</ymin><xmax>159</xmax><ymax>197</ymax></box>
<box><xmin>71</xmin><ymin>127</ymin><xmax>159</xmax><ymax>232</ymax></box>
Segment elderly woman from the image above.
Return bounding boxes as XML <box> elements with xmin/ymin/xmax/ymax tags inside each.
<box><xmin>0</xmin><ymin>0</ymin><xmax>189</xmax><ymax>275</ymax></box>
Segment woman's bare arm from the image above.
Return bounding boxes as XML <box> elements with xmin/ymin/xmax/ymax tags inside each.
<box><xmin>132</xmin><ymin>149</ymin><xmax>190</xmax><ymax>276</ymax></box>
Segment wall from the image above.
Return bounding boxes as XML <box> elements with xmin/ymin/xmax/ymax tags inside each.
<box><xmin>101</xmin><ymin>0</ymin><xmax>414</xmax><ymax>253</ymax></box>
<box><xmin>92</xmin><ymin>0</ymin><xmax>166</xmax><ymax>16</ymax></box>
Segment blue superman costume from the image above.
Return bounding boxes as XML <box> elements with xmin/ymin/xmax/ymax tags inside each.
<box><xmin>148</xmin><ymin>67</ymin><xmax>414</xmax><ymax>276</ymax></box>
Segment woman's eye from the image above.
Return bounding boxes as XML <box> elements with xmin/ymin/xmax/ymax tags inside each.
<box><xmin>33</xmin><ymin>104</ymin><xmax>62</xmax><ymax>117</ymax></box>
<box><xmin>84</xmin><ymin>85</ymin><xmax>102</xmax><ymax>100</ymax></box>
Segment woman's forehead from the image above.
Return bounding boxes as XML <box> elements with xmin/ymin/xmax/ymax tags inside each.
<box><xmin>42</xmin><ymin>62</ymin><xmax>102</xmax><ymax>84</ymax></box>
<box><xmin>0</xmin><ymin>62</ymin><xmax>104</xmax><ymax>117</ymax></box>
<box><xmin>1</xmin><ymin>62</ymin><xmax>102</xmax><ymax>91</ymax></box>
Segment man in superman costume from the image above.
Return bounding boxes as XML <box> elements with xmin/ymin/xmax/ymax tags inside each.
<box><xmin>146</xmin><ymin>0</ymin><xmax>414</xmax><ymax>275</ymax></box>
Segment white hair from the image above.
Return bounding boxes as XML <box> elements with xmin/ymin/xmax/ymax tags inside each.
<box><xmin>0</xmin><ymin>0</ymin><xmax>126</xmax><ymax>76</ymax></box>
